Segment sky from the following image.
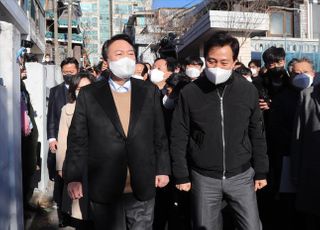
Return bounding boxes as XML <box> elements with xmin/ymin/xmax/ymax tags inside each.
<box><xmin>152</xmin><ymin>0</ymin><xmax>203</xmax><ymax>9</ymax></box>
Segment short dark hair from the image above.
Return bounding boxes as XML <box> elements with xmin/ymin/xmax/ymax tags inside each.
<box><xmin>136</xmin><ymin>62</ymin><xmax>148</xmax><ymax>76</ymax></box>
<box><xmin>235</xmin><ymin>66</ymin><xmax>252</xmax><ymax>77</ymax></box>
<box><xmin>204</xmin><ymin>32</ymin><xmax>239</xmax><ymax>61</ymax></box>
<box><xmin>262</xmin><ymin>46</ymin><xmax>286</xmax><ymax>67</ymax></box>
<box><xmin>144</xmin><ymin>62</ymin><xmax>152</xmax><ymax>70</ymax></box>
<box><xmin>166</xmin><ymin>73</ymin><xmax>188</xmax><ymax>88</ymax></box>
<box><xmin>25</xmin><ymin>53</ymin><xmax>38</xmax><ymax>63</ymax></box>
<box><xmin>166</xmin><ymin>57</ymin><xmax>178</xmax><ymax>72</ymax></box>
<box><xmin>60</xmin><ymin>57</ymin><xmax>79</xmax><ymax>70</ymax></box>
<box><xmin>287</xmin><ymin>58</ymin><xmax>299</xmax><ymax>68</ymax></box>
<box><xmin>165</xmin><ymin>73</ymin><xmax>191</xmax><ymax>97</ymax></box>
<box><xmin>234</xmin><ymin>62</ymin><xmax>245</xmax><ymax>69</ymax></box>
<box><xmin>153</xmin><ymin>57</ymin><xmax>177</xmax><ymax>73</ymax></box>
<box><xmin>68</xmin><ymin>71</ymin><xmax>95</xmax><ymax>103</ymax></box>
<box><xmin>294</xmin><ymin>57</ymin><xmax>314</xmax><ymax>70</ymax></box>
<box><xmin>93</xmin><ymin>61</ymin><xmax>103</xmax><ymax>75</ymax></box>
<box><xmin>101</xmin><ymin>34</ymin><xmax>135</xmax><ymax>61</ymax></box>
<box><xmin>184</xmin><ymin>56</ymin><xmax>204</xmax><ymax>67</ymax></box>
<box><xmin>248</xmin><ymin>59</ymin><xmax>261</xmax><ymax>68</ymax></box>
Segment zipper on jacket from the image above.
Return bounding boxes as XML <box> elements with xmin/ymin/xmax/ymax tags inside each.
<box><xmin>217</xmin><ymin>86</ymin><xmax>227</xmax><ymax>180</ymax></box>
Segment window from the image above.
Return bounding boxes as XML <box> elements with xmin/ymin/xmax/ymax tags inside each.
<box><xmin>30</xmin><ymin>0</ymin><xmax>36</xmax><ymax>20</ymax></box>
<box><xmin>269</xmin><ymin>11</ymin><xmax>293</xmax><ymax>37</ymax></box>
<box><xmin>114</xmin><ymin>4</ymin><xmax>132</xmax><ymax>14</ymax></box>
<box><xmin>81</xmin><ymin>3</ymin><xmax>97</xmax><ymax>13</ymax></box>
<box><xmin>85</xmin><ymin>31</ymin><xmax>98</xmax><ymax>40</ymax></box>
<box><xmin>100</xmin><ymin>31</ymin><xmax>110</xmax><ymax>41</ymax></box>
<box><xmin>81</xmin><ymin>17</ymin><xmax>98</xmax><ymax>27</ymax></box>
<box><xmin>312</xmin><ymin>4</ymin><xmax>320</xmax><ymax>39</ymax></box>
<box><xmin>19</xmin><ymin>0</ymin><xmax>28</xmax><ymax>12</ymax></box>
<box><xmin>86</xmin><ymin>44</ymin><xmax>98</xmax><ymax>52</ymax></box>
<box><xmin>134</xmin><ymin>7</ymin><xmax>145</xmax><ymax>12</ymax></box>
<box><xmin>136</xmin><ymin>17</ymin><xmax>145</xmax><ymax>26</ymax></box>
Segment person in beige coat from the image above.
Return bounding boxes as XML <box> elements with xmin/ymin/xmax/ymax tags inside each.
<box><xmin>56</xmin><ymin>71</ymin><xmax>95</xmax><ymax>229</ymax></box>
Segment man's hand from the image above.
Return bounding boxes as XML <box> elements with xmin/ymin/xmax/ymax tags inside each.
<box><xmin>259</xmin><ymin>99</ymin><xmax>270</xmax><ymax>111</ymax></box>
<box><xmin>155</xmin><ymin>175</ymin><xmax>169</xmax><ymax>188</ymax></box>
<box><xmin>255</xmin><ymin>179</ymin><xmax>267</xmax><ymax>191</ymax></box>
<box><xmin>67</xmin><ymin>182</ymin><xmax>83</xmax><ymax>200</ymax></box>
<box><xmin>176</xmin><ymin>183</ymin><xmax>191</xmax><ymax>192</ymax></box>
<box><xmin>49</xmin><ymin>140</ymin><xmax>58</xmax><ymax>153</ymax></box>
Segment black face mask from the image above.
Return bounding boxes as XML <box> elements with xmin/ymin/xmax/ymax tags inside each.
<box><xmin>63</xmin><ymin>74</ymin><xmax>75</xmax><ymax>85</ymax></box>
<box><xmin>266</xmin><ymin>67</ymin><xmax>288</xmax><ymax>86</ymax></box>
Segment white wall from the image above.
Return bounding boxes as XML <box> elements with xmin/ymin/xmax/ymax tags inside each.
<box><xmin>0</xmin><ymin>84</ymin><xmax>10</xmax><ymax>227</ymax></box>
<box><xmin>0</xmin><ymin>21</ymin><xmax>24</xmax><ymax>230</ymax></box>
<box><xmin>236</xmin><ymin>36</ymin><xmax>252</xmax><ymax>66</ymax></box>
<box><xmin>25</xmin><ymin>63</ymin><xmax>49</xmax><ymax>192</ymax></box>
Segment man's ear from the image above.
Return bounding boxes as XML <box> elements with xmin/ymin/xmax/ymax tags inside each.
<box><xmin>231</xmin><ymin>60</ymin><xmax>236</xmax><ymax>69</ymax></box>
<box><xmin>143</xmin><ymin>73</ymin><xmax>148</xmax><ymax>80</ymax></box>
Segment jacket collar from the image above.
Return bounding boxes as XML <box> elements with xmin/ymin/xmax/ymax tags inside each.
<box><xmin>312</xmin><ymin>84</ymin><xmax>320</xmax><ymax>118</ymax></box>
<box><xmin>195</xmin><ymin>71</ymin><xmax>236</xmax><ymax>94</ymax></box>
<box><xmin>93</xmin><ymin>77</ymin><xmax>147</xmax><ymax>138</ymax></box>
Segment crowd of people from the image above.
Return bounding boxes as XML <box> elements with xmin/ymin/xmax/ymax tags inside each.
<box><xmin>19</xmin><ymin>32</ymin><xmax>320</xmax><ymax>230</ymax></box>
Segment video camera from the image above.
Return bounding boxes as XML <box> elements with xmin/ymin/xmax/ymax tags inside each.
<box><xmin>21</xmin><ymin>39</ymin><xmax>34</xmax><ymax>49</ymax></box>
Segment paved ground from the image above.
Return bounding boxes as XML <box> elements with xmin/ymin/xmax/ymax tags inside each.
<box><xmin>25</xmin><ymin>182</ymin><xmax>74</xmax><ymax>230</ymax></box>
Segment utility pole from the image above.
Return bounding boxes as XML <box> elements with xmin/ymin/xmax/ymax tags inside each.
<box><xmin>67</xmin><ymin>0</ymin><xmax>73</xmax><ymax>57</ymax></box>
<box><xmin>53</xmin><ymin>0</ymin><xmax>60</xmax><ymax>65</ymax></box>
<box><xmin>109</xmin><ymin>0</ymin><xmax>113</xmax><ymax>37</ymax></box>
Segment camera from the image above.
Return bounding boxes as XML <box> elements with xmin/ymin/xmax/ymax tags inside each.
<box><xmin>21</xmin><ymin>40</ymin><xmax>34</xmax><ymax>48</ymax></box>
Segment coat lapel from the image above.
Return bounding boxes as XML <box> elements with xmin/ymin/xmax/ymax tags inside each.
<box><xmin>127</xmin><ymin>78</ymin><xmax>147</xmax><ymax>138</ymax></box>
<box><xmin>312</xmin><ymin>86</ymin><xmax>320</xmax><ymax>120</ymax></box>
<box><xmin>93</xmin><ymin>80</ymin><xmax>126</xmax><ymax>138</ymax></box>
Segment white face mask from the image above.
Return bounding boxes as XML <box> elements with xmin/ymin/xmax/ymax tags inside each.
<box><xmin>162</xmin><ymin>95</ymin><xmax>175</xmax><ymax>109</ymax></box>
<box><xmin>150</xmin><ymin>68</ymin><xmax>165</xmax><ymax>84</ymax></box>
<box><xmin>250</xmin><ymin>68</ymin><xmax>258</xmax><ymax>76</ymax></box>
<box><xmin>205</xmin><ymin>67</ymin><xmax>232</xmax><ymax>85</ymax></box>
<box><xmin>108</xmin><ymin>57</ymin><xmax>136</xmax><ymax>79</ymax></box>
<box><xmin>132</xmin><ymin>74</ymin><xmax>144</xmax><ymax>80</ymax></box>
<box><xmin>292</xmin><ymin>73</ymin><xmax>313</xmax><ymax>89</ymax></box>
<box><xmin>186</xmin><ymin>67</ymin><xmax>201</xmax><ymax>79</ymax></box>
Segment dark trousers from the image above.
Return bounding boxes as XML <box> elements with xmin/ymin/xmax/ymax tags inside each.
<box><xmin>153</xmin><ymin>185</ymin><xmax>191</xmax><ymax>230</ymax></box>
<box><xmin>191</xmin><ymin>168</ymin><xmax>262</xmax><ymax>230</ymax></box>
<box><xmin>21</xmin><ymin>133</ymin><xmax>38</xmax><ymax>208</ymax></box>
<box><xmin>304</xmin><ymin>213</ymin><xmax>320</xmax><ymax>230</ymax></box>
<box><xmin>53</xmin><ymin>173</ymin><xmax>67</xmax><ymax>225</ymax></box>
<box><xmin>90</xmin><ymin>194</ymin><xmax>155</xmax><ymax>230</ymax></box>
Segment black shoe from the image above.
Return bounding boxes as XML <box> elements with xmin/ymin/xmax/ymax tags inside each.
<box><xmin>58</xmin><ymin>222</ymin><xmax>66</xmax><ymax>228</ymax></box>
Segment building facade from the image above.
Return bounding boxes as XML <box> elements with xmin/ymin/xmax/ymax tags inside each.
<box><xmin>80</xmin><ymin>0</ymin><xmax>152</xmax><ymax>64</ymax></box>
<box><xmin>124</xmin><ymin>7</ymin><xmax>194</xmax><ymax>63</ymax></box>
<box><xmin>176</xmin><ymin>0</ymin><xmax>320</xmax><ymax>70</ymax></box>
<box><xmin>80</xmin><ymin>0</ymin><xmax>111</xmax><ymax>64</ymax></box>
<box><xmin>44</xmin><ymin>0</ymin><xmax>83</xmax><ymax>64</ymax></box>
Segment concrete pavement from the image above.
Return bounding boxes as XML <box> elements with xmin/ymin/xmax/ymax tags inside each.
<box><xmin>25</xmin><ymin>182</ymin><xmax>74</xmax><ymax>230</ymax></box>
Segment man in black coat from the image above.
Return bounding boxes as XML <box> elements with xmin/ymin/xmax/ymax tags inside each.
<box><xmin>47</xmin><ymin>57</ymin><xmax>79</xmax><ymax>154</ymax></box>
<box><xmin>170</xmin><ymin>32</ymin><xmax>268</xmax><ymax>230</ymax></box>
<box><xmin>20</xmin><ymin>54</ymin><xmax>39</xmax><ymax>218</ymax></box>
<box><xmin>291</xmin><ymin>59</ymin><xmax>320</xmax><ymax>230</ymax></box>
<box><xmin>63</xmin><ymin>34</ymin><xmax>170</xmax><ymax>230</ymax></box>
<box><xmin>47</xmin><ymin>57</ymin><xmax>79</xmax><ymax>226</ymax></box>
